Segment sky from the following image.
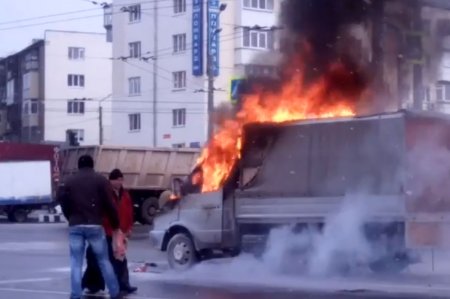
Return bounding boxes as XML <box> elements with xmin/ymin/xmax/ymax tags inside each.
<box><xmin>0</xmin><ymin>0</ymin><xmax>106</xmax><ymax>57</ymax></box>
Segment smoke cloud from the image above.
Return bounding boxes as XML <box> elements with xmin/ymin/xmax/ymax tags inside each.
<box><xmin>183</xmin><ymin>194</ymin><xmax>384</xmax><ymax>282</ymax></box>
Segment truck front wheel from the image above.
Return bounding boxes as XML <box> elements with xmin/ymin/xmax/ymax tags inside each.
<box><xmin>167</xmin><ymin>233</ymin><xmax>198</xmax><ymax>270</ymax></box>
<box><xmin>7</xmin><ymin>208</ymin><xmax>28</xmax><ymax>223</ymax></box>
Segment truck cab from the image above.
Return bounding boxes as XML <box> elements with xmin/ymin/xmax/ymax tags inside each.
<box><xmin>150</xmin><ymin>166</ymin><xmax>231</xmax><ymax>270</ymax></box>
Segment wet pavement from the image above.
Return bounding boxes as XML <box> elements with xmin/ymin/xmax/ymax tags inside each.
<box><xmin>0</xmin><ymin>223</ymin><xmax>448</xmax><ymax>299</ymax></box>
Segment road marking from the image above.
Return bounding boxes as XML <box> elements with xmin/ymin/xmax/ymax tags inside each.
<box><xmin>0</xmin><ymin>241</ymin><xmax>66</xmax><ymax>251</ymax></box>
<box><xmin>0</xmin><ymin>287</ymin><xmax>170</xmax><ymax>299</ymax></box>
<box><xmin>0</xmin><ymin>277</ymin><xmax>54</xmax><ymax>284</ymax></box>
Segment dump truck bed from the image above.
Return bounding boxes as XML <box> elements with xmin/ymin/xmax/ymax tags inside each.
<box><xmin>235</xmin><ymin>110</ymin><xmax>450</xmax><ymax>248</ymax></box>
<box><xmin>60</xmin><ymin>146</ymin><xmax>200</xmax><ymax>190</ymax></box>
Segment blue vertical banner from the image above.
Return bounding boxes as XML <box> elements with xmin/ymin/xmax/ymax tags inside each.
<box><xmin>208</xmin><ymin>0</ymin><xmax>220</xmax><ymax>77</ymax></box>
<box><xmin>192</xmin><ymin>0</ymin><xmax>203</xmax><ymax>76</ymax></box>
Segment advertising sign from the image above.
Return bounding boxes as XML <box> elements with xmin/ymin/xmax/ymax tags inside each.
<box><xmin>208</xmin><ymin>0</ymin><xmax>220</xmax><ymax>77</ymax></box>
<box><xmin>192</xmin><ymin>0</ymin><xmax>203</xmax><ymax>76</ymax></box>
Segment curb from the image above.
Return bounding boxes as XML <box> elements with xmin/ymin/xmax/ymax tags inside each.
<box><xmin>38</xmin><ymin>214</ymin><xmax>67</xmax><ymax>223</ymax></box>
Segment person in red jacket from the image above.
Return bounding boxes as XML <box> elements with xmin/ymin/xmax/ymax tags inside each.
<box><xmin>82</xmin><ymin>169</ymin><xmax>137</xmax><ymax>295</ymax></box>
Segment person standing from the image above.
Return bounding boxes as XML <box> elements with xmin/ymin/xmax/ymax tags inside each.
<box><xmin>82</xmin><ymin>168</ymin><xmax>137</xmax><ymax>295</ymax></box>
<box><xmin>58</xmin><ymin>155</ymin><xmax>122</xmax><ymax>299</ymax></box>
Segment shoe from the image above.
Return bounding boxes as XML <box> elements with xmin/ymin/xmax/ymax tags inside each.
<box><xmin>85</xmin><ymin>288</ymin><xmax>101</xmax><ymax>294</ymax></box>
<box><xmin>121</xmin><ymin>286</ymin><xmax>138</xmax><ymax>294</ymax></box>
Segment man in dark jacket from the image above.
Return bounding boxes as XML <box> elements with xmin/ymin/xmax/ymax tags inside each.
<box><xmin>82</xmin><ymin>169</ymin><xmax>137</xmax><ymax>295</ymax></box>
<box><xmin>58</xmin><ymin>155</ymin><xmax>122</xmax><ymax>299</ymax></box>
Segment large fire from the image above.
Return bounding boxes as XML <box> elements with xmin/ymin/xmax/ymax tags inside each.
<box><xmin>197</xmin><ymin>62</ymin><xmax>362</xmax><ymax>193</ymax></box>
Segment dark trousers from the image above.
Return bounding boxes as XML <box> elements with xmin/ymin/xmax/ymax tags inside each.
<box><xmin>82</xmin><ymin>236</ymin><xmax>130</xmax><ymax>292</ymax></box>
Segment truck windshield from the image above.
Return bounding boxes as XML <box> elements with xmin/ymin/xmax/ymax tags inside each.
<box><xmin>180</xmin><ymin>168</ymin><xmax>203</xmax><ymax>195</ymax></box>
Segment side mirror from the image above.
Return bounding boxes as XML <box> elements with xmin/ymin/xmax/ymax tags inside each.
<box><xmin>171</xmin><ymin>177</ymin><xmax>183</xmax><ymax>199</ymax></box>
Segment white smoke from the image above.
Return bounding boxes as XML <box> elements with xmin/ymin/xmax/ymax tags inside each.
<box><xmin>186</xmin><ymin>193</ymin><xmax>380</xmax><ymax>281</ymax></box>
<box><xmin>256</xmin><ymin>194</ymin><xmax>377</xmax><ymax>277</ymax></box>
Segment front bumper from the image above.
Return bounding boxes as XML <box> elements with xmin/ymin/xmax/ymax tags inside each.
<box><xmin>149</xmin><ymin>230</ymin><xmax>165</xmax><ymax>250</ymax></box>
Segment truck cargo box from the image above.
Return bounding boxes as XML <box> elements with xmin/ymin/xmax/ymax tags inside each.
<box><xmin>0</xmin><ymin>161</ymin><xmax>52</xmax><ymax>205</ymax></box>
<box><xmin>236</xmin><ymin>110</ymin><xmax>450</xmax><ymax>248</ymax></box>
<box><xmin>60</xmin><ymin>146</ymin><xmax>200</xmax><ymax>190</ymax></box>
<box><xmin>0</xmin><ymin>142</ymin><xmax>60</xmax><ymax>192</ymax></box>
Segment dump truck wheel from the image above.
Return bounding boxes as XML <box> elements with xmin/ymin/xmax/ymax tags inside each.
<box><xmin>140</xmin><ymin>197</ymin><xmax>159</xmax><ymax>225</ymax></box>
<box><xmin>167</xmin><ymin>233</ymin><xmax>198</xmax><ymax>270</ymax></box>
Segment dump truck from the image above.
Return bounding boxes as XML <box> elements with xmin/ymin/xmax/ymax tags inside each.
<box><xmin>59</xmin><ymin>146</ymin><xmax>200</xmax><ymax>224</ymax></box>
<box><xmin>150</xmin><ymin>110</ymin><xmax>450</xmax><ymax>272</ymax></box>
<box><xmin>0</xmin><ymin>142</ymin><xmax>60</xmax><ymax>222</ymax></box>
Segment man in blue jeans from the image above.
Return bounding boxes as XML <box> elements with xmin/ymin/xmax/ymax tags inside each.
<box><xmin>58</xmin><ymin>155</ymin><xmax>122</xmax><ymax>299</ymax></box>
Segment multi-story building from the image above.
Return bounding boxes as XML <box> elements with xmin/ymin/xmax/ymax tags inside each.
<box><xmin>0</xmin><ymin>30</ymin><xmax>112</xmax><ymax>144</ymax></box>
<box><xmin>108</xmin><ymin>0</ymin><xmax>281</xmax><ymax>148</ymax></box>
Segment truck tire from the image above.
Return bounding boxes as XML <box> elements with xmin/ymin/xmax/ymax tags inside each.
<box><xmin>8</xmin><ymin>209</ymin><xmax>28</xmax><ymax>223</ymax></box>
<box><xmin>167</xmin><ymin>233</ymin><xmax>198</xmax><ymax>270</ymax></box>
<box><xmin>369</xmin><ymin>253</ymin><xmax>410</xmax><ymax>274</ymax></box>
<box><xmin>140</xmin><ymin>197</ymin><xmax>159</xmax><ymax>225</ymax></box>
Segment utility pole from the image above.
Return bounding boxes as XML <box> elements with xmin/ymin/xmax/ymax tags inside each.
<box><xmin>412</xmin><ymin>0</ymin><xmax>424</xmax><ymax>110</ymax></box>
<box><xmin>152</xmin><ymin>0</ymin><xmax>158</xmax><ymax>147</ymax></box>
<box><xmin>206</xmin><ymin>2</ymin><xmax>226</xmax><ymax>141</ymax></box>
<box><xmin>97</xmin><ymin>94</ymin><xmax>111</xmax><ymax>146</ymax></box>
<box><xmin>207</xmin><ymin>33</ymin><xmax>214</xmax><ymax>141</ymax></box>
<box><xmin>99</xmin><ymin>105</ymin><xmax>103</xmax><ymax>145</ymax></box>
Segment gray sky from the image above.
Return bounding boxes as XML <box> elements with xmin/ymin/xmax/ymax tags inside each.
<box><xmin>0</xmin><ymin>0</ymin><xmax>105</xmax><ymax>57</ymax></box>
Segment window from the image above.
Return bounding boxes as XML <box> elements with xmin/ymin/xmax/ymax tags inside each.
<box><xmin>67</xmin><ymin>129</ymin><xmax>84</xmax><ymax>142</ymax></box>
<box><xmin>174</xmin><ymin>0</ymin><xmax>186</xmax><ymax>14</ymax></box>
<box><xmin>244</xmin><ymin>64</ymin><xmax>277</xmax><ymax>77</ymax></box>
<box><xmin>172</xmin><ymin>143</ymin><xmax>186</xmax><ymax>148</ymax></box>
<box><xmin>129</xmin><ymin>42</ymin><xmax>141</xmax><ymax>58</ymax></box>
<box><xmin>67</xmin><ymin>99</ymin><xmax>85</xmax><ymax>115</ymax></box>
<box><xmin>23</xmin><ymin>99</ymin><xmax>39</xmax><ymax>114</ymax></box>
<box><xmin>436</xmin><ymin>81</ymin><xmax>450</xmax><ymax>102</ymax></box>
<box><xmin>30</xmin><ymin>99</ymin><xmax>38</xmax><ymax>114</ymax></box>
<box><xmin>68</xmin><ymin>74</ymin><xmax>85</xmax><ymax>87</ymax></box>
<box><xmin>243</xmin><ymin>28</ymin><xmax>274</xmax><ymax>49</ymax></box>
<box><xmin>172</xmin><ymin>108</ymin><xmax>186</xmax><ymax>127</ymax></box>
<box><xmin>173</xmin><ymin>71</ymin><xmax>186</xmax><ymax>89</ymax></box>
<box><xmin>128</xmin><ymin>77</ymin><xmax>141</xmax><ymax>95</ymax></box>
<box><xmin>128</xmin><ymin>4</ymin><xmax>141</xmax><ymax>22</ymax></box>
<box><xmin>173</xmin><ymin>34</ymin><xmax>187</xmax><ymax>53</ymax></box>
<box><xmin>189</xmin><ymin>142</ymin><xmax>201</xmax><ymax>148</ymax></box>
<box><xmin>243</xmin><ymin>0</ymin><xmax>274</xmax><ymax>10</ymax></box>
<box><xmin>68</xmin><ymin>47</ymin><xmax>85</xmax><ymax>60</ymax></box>
<box><xmin>24</xmin><ymin>50</ymin><xmax>39</xmax><ymax>71</ymax></box>
<box><xmin>23</xmin><ymin>73</ymin><xmax>31</xmax><ymax>90</ymax></box>
<box><xmin>129</xmin><ymin>113</ymin><xmax>141</xmax><ymax>131</ymax></box>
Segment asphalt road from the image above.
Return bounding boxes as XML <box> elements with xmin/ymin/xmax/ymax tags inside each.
<box><xmin>0</xmin><ymin>223</ymin><xmax>448</xmax><ymax>299</ymax></box>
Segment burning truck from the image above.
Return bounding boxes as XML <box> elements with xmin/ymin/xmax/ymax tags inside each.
<box><xmin>150</xmin><ymin>110</ymin><xmax>450</xmax><ymax>273</ymax></box>
<box><xmin>148</xmin><ymin>0</ymin><xmax>446</xmax><ymax>273</ymax></box>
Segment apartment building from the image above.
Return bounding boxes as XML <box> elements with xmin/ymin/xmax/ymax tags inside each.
<box><xmin>0</xmin><ymin>30</ymin><xmax>112</xmax><ymax>144</ymax></box>
<box><xmin>108</xmin><ymin>0</ymin><xmax>281</xmax><ymax>148</ymax></box>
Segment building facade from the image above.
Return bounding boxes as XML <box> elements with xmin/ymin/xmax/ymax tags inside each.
<box><xmin>108</xmin><ymin>0</ymin><xmax>281</xmax><ymax>148</ymax></box>
<box><xmin>0</xmin><ymin>30</ymin><xmax>112</xmax><ymax>144</ymax></box>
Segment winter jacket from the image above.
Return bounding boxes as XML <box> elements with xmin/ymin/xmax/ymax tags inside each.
<box><xmin>57</xmin><ymin>168</ymin><xmax>119</xmax><ymax>229</ymax></box>
<box><xmin>102</xmin><ymin>187</ymin><xmax>134</xmax><ymax>237</ymax></box>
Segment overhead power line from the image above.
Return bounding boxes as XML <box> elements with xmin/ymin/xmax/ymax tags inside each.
<box><xmin>0</xmin><ymin>0</ymin><xmax>236</xmax><ymax>31</ymax></box>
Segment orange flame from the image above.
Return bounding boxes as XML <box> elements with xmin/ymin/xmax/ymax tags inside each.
<box><xmin>197</xmin><ymin>62</ymin><xmax>362</xmax><ymax>193</ymax></box>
